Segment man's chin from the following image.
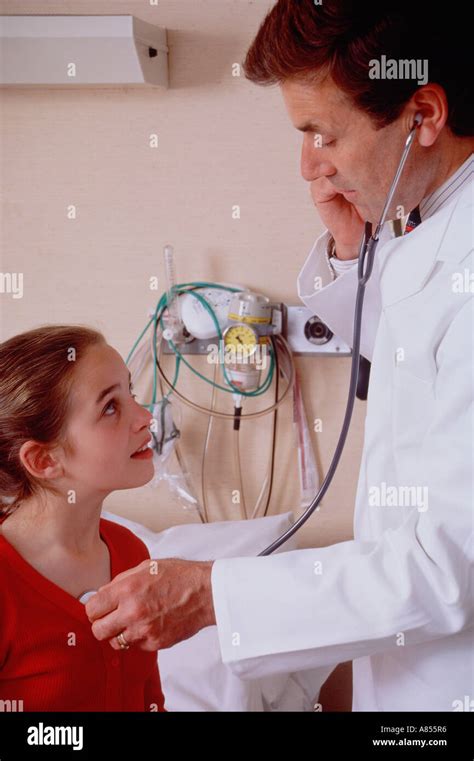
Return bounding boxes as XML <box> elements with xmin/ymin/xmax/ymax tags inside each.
<box><xmin>355</xmin><ymin>202</ymin><xmax>388</xmax><ymax>227</ymax></box>
<box><xmin>351</xmin><ymin>199</ymin><xmax>371</xmax><ymax>221</ymax></box>
<box><xmin>343</xmin><ymin>194</ymin><xmax>380</xmax><ymax>226</ymax></box>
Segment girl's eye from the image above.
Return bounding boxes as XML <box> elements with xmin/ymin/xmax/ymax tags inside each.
<box><xmin>102</xmin><ymin>384</ymin><xmax>136</xmax><ymax>417</ymax></box>
<box><xmin>103</xmin><ymin>399</ymin><xmax>117</xmax><ymax>416</ymax></box>
<box><xmin>323</xmin><ymin>139</ymin><xmax>335</xmax><ymax>148</ymax></box>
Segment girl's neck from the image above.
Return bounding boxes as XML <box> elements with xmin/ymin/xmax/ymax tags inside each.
<box><xmin>1</xmin><ymin>493</ymin><xmax>105</xmax><ymax>556</ymax></box>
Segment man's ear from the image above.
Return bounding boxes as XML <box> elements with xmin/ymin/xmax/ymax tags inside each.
<box><xmin>409</xmin><ymin>84</ymin><xmax>449</xmax><ymax>148</ymax></box>
<box><xmin>18</xmin><ymin>440</ymin><xmax>64</xmax><ymax>482</ymax></box>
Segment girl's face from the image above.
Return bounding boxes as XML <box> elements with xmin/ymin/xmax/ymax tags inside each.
<box><xmin>58</xmin><ymin>342</ymin><xmax>154</xmax><ymax>495</ymax></box>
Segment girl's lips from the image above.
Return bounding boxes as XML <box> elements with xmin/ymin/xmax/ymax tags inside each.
<box><xmin>130</xmin><ymin>447</ymin><xmax>153</xmax><ymax>460</ymax></box>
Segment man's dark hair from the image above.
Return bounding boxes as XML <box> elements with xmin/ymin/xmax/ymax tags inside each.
<box><xmin>243</xmin><ymin>0</ymin><xmax>473</xmax><ymax>136</ymax></box>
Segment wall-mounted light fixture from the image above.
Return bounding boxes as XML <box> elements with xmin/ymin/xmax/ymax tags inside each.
<box><xmin>0</xmin><ymin>15</ymin><xmax>168</xmax><ymax>87</ymax></box>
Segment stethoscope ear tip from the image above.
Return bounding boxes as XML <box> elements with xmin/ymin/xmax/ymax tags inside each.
<box><xmin>413</xmin><ymin>113</ymin><xmax>423</xmax><ymax>127</ymax></box>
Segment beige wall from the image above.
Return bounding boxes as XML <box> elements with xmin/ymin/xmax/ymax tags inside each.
<box><xmin>1</xmin><ymin>1</ymin><xmax>364</xmax><ymax>573</ymax></box>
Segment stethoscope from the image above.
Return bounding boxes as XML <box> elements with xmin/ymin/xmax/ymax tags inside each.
<box><xmin>78</xmin><ymin>115</ymin><xmax>423</xmax><ymax>594</ymax></box>
<box><xmin>259</xmin><ymin>113</ymin><xmax>423</xmax><ymax>556</ymax></box>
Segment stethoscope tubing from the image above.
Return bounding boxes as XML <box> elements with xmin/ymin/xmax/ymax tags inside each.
<box><xmin>259</xmin><ymin>119</ymin><xmax>421</xmax><ymax>556</ymax></box>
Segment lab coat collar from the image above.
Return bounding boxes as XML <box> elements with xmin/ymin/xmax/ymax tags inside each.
<box><xmin>379</xmin><ymin>180</ymin><xmax>472</xmax><ymax>307</ymax></box>
<box><xmin>420</xmin><ymin>153</ymin><xmax>473</xmax><ymax>220</ymax></box>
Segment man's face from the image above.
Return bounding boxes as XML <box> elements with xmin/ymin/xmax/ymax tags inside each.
<box><xmin>281</xmin><ymin>76</ymin><xmax>426</xmax><ymax>224</ymax></box>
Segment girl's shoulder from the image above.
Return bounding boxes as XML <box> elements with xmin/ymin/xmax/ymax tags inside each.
<box><xmin>0</xmin><ymin>528</ymin><xmax>20</xmax><ymax>611</ymax></box>
<box><xmin>99</xmin><ymin>517</ymin><xmax>151</xmax><ymax>567</ymax></box>
<box><xmin>0</xmin><ymin>521</ymin><xmax>12</xmax><ymax>564</ymax></box>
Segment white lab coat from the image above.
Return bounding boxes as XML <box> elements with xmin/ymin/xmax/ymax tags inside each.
<box><xmin>211</xmin><ymin>179</ymin><xmax>473</xmax><ymax>711</ymax></box>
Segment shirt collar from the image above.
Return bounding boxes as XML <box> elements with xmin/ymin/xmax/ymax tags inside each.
<box><xmin>419</xmin><ymin>152</ymin><xmax>473</xmax><ymax>221</ymax></box>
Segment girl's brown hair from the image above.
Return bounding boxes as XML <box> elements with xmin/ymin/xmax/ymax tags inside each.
<box><xmin>0</xmin><ymin>325</ymin><xmax>105</xmax><ymax>516</ymax></box>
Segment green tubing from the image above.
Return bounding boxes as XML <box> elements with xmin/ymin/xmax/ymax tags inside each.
<box><xmin>126</xmin><ymin>282</ymin><xmax>275</xmax><ymax>405</ymax></box>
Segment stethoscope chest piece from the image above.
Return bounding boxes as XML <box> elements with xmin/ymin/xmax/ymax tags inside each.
<box><xmin>78</xmin><ymin>590</ymin><xmax>97</xmax><ymax>604</ymax></box>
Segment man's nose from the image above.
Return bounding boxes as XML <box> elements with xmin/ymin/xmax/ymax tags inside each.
<box><xmin>300</xmin><ymin>134</ymin><xmax>335</xmax><ymax>183</ymax></box>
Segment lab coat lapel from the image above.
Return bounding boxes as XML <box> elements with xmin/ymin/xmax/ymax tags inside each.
<box><xmin>378</xmin><ymin>186</ymin><xmax>470</xmax><ymax>307</ymax></box>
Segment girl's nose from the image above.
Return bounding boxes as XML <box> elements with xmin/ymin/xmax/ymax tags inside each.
<box><xmin>133</xmin><ymin>400</ymin><xmax>153</xmax><ymax>430</ymax></box>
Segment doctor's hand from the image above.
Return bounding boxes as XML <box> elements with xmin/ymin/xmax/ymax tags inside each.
<box><xmin>310</xmin><ymin>177</ymin><xmax>365</xmax><ymax>260</ymax></box>
<box><xmin>85</xmin><ymin>558</ymin><xmax>216</xmax><ymax>651</ymax></box>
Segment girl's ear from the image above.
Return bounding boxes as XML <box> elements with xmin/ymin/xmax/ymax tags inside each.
<box><xmin>19</xmin><ymin>441</ymin><xmax>64</xmax><ymax>482</ymax></box>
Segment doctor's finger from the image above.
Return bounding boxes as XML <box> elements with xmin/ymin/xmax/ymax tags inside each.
<box><xmin>85</xmin><ymin>585</ymin><xmax>120</xmax><ymax>622</ymax></box>
<box><xmin>90</xmin><ymin>608</ymin><xmax>130</xmax><ymax>642</ymax></box>
<box><xmin>108</xmin><ymin>628</ymin><xmax>137</xmax><ymax>651</ymax></box>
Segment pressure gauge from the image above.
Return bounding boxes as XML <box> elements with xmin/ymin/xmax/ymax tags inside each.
<box><xmin>223</xmin><ymin>323</ymin><xmax>258</xmax><ymax>359</ymax></box>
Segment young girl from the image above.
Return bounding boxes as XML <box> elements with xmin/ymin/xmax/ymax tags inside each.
<box><xmin>0</xmin><ymin>325</ymin><xmax>166</xmax><ymax>712</ymax></box>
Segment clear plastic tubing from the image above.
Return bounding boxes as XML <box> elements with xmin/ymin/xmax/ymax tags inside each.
<box><xmin>163</xmin><ymin>244</ymin><xmax>181</xmax><ymax>337</ymax></box>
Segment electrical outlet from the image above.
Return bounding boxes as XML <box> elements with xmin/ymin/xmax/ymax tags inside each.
<box><xmin>285</xmin><ymin>305</ymin><xmax>351</xmax><ymax>356</ymax></box>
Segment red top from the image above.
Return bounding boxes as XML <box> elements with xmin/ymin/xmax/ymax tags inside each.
<box><xmin>0</xmin><ymin>517</ymin><xmax>166</xmax><ymax>712</ymax></box>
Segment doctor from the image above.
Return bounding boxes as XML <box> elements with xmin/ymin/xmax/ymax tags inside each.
<box><xmin>86</xmin><ymin>1</ymin><xmax>473</xmax><ymax>711</ymax></box>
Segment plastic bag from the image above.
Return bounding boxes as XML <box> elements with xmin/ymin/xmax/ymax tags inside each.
<box><xmin>148</xmin><ymin>399</ymin><xmax>201</xmax><ymax>513</ymax></box>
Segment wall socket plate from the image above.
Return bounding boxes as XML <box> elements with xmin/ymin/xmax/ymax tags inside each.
<box><xmin>284</xmin><ymin>305</ymin><xmax>351</xmax><ymax>356</ymax></box>
<box><xmin>160</xmin><ymin>304</ymin><xmax>351</xmax><ymax>357</ymax></box>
